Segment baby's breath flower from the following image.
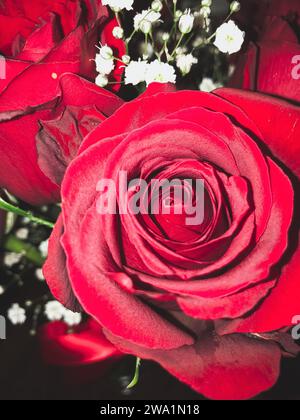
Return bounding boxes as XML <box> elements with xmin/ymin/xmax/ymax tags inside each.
<box><xmin>176</xmin><ymin>53</ymin><xmax>198</xmax><ymax>75</ymax></box>
<box><xmin>134</xmin><ymin>9</ymin><xmax>161</xmax><ymax>34</ymax></box>
<box><xmin>15</xmin><ymin>228</ymin><xmax>29</xmax><ymax>240</ymax></box>
<box><xmin>199</xmin><ymin>77</ymin><xmax>223</xmax><ymax>92</ymax></box>
<box><xmin>35</xmin><ymin>268</ymin><xmax>45</xmax><ymax>282</ymax></box>
<box><xmin>8</xmin><ymin>304</ymin><xmax>26</xmax><ymax>325</ymax></box>
<box><xmin>151</xmin><ymin>0</ymin><xmax>163</xmax><ymax>12</ymax></box>
<box><xmin>95</xmin><ymin>54</ymin><xmax>115</xmax><ymax>75</ymax></box>
<box><xmin>214</xmin><ymin>20</ymin><xmax>245</xmax><ymax>54</ymax></box>
<box><xmin>122</xmin><ymin>55</ymin><xmax>131</xmax><ymax>65</ymax></box>
<box><xmin>63</xmin><ymin>310</ymin><xmax>82</xmax><ymax>327</ymax></box>
<box><xmin>162</xmin><ymin>33</ymin><xmax>170</xmax><ymax>42</ymax></box>
<box><xmin>125</xmin><ymin>60</ymin><xmax>148</xmax><ymax>85</ymax></box>
<box><xmin>102</xmin><ymin>0</ymin><xmax>134</xmax><ymax>12</ymax></box>
<box><xmin>230</xmin><ymin>1</ymin><xmax>241</xmax><ymax>13</ymax></box>
<box><xmin>44</xmin><ymin>301</ymin><xmax>65</xmax><ymax>321</ymax></box>
<box><xmin>112</xmin><ymin>26</ymin><xmax>124</xmax><ymax>39</ymax></box>
<box><xmin>98</xmin><ymin>45</ymin><xmax>114</xmax><ymax>60</ymax></box>
<box><xmin>39</xmin><ymin>240</ymin><xmax>48</xmax><ymax>258</ymax></box>
<box><xmin>175</xmin><ymin>10</ymin><xmax>183</xmax><ymax>21</ymax></box>
<box><xmin>179</xmin><ymin>10</ymin><xmax>194</xmax><ymax>34</ymax></box>
<box><xmin>4</xmin><ymin>252</ymin><xmax>22</xmax><ymax>267</ymax></box>
<box><xmin>96</xmin><ymin>74</ymin><xmax>109</xmax><ymax>87</ymax></box>
<box><xmin>200</xmin><ymin>6</ymin><xmax>211</xmax><ymax>18</ymax></box>
<box><xmin>145</xmin><ymin>60</ymin><xmax>176</xmax><ymax>86</ymax></box>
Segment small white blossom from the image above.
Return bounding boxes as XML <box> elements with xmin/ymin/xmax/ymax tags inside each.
<box><xmin>122</xmin><ymin>55</ymin><xmax>131</xmax><ymax>65</ymax></box>
<box><xmin>4</xmin><ymin>252</ymin><xmax>23</xmax><ymax>267</ymax></box>
<box><xmin>15</xmin><ymin>228</ymin><xmax>29</xmax><ymax>240</ymax></box>
<box><xmin>35</xmin><ymin>268</ymin><xmax>45</xmax><ymax>282</ymax></box>
<box><xmin>162</xmin><ymin>32</ymin><xmax>170</xmax><ymax>42</ymax></box>
<box><xmin>112</xmin><ymin>26</ymin><xmax>124</xmax><ymax>39</ymax></box>
<box><xmin>0</xmin><ymin>286</ymin><xmax>5</xmax><ymax>296</ymax></box>
<box><xmin>151</xmin><ymin>0</ymin><xmax>163</xmax><ymax>12</ymax></box>
<box><xmin>95</xmin><ymin>54</ymin><xmax>115</xmax><ymax>75</ymax></box>
<box><xmin>8</xmin><ymin>304</ymin><xmax>26</xmax><ymax>325</ymax></box>
<box><xmin>214</xmin><ymin>20</ymin><xmax>245</xmax><ymax>54</ymax></box>
<box><xmin>175</xmin><ymin>10</ymin><xmax>183</xmax><ymax>20</ymax></box>
<box><xmin>202</xmin><ymin>0</ymin><xmax>212</xmax><ymax>6</ymax></box>
<box><xmin>230</xmin><ymin>1</ymin><xmax>241</xmax><ymax>13</ymax></box>
<box><xmin>98</xmin><ymin>45</ymin><xmax>114</xmax><ymax>60</ymax></box>
<box><xmin>102</xmin><ymin>0</ymin><xmax>134</xmax><ymax>12</ymax></box>
<box><xmin>175</xmin><ymin>46</ymin><xmax>188</xmax><ymax>56</ymax></box>
<box><xmin>200</xmin><ymin>6</ymin><xmax>211</xmax><ymax>18</ymax></box>
<box><xmin>96</xmin><ymin>74</ymin><xmax>109</xmax><ymax>87</ymax></box>
<box><xmin>176</xmin><ymin>54</ymin><xmax>198</xmax><ymax>75</ymax></box>
<box><xmin>199</xmin><ymin>77</ymin><xmax>223</xmax><ymax>92</ymax></box>
<box><xmin>39</xmin><ymin>240</ymin><xmax>48</xmax><ymax>258</ymax></box>
<box><xmin>125</xmin><ymin>59</ymin><xmax>148</xmax><ymax>85</ymax></box>
<box><xmin>145</xmin><ymin>60</ymin><xmax>176</xmax><ymax>86</ymax></box>
<box><xmin>179</xmin><ymin>10</ymin><xmax>194</xmax><ymax>34</ymax></box>
<box><xmin>45</xmin><ymin>301</ymin><xmax>66</xmax><ymax>321</ymax></box>
<box><xmin>134</xmin><ymin>9</ymin><xmax>161</xmax><ymax>34</ymax></box>
<box><xmin>63</xmin><ymin>310</ymin><xmax>82</xmax><ymax>327</ymax></box>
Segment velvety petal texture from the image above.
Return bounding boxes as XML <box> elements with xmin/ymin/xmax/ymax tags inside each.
<box><xmin>0</xmin><ymin>0</ymin><xmax>125</xmax><ymax>204</ymax></box>
<box><xmin>231</xmin><ymin>1</ymin><xmax>300</xmax><ymax>102</ymax></box>
<box><xmin>44</xmin><ymin>86</ymin><xmax>299</xmax><ymax>400</ymax></box>
<box><xmin>0</xmin><ymin>73</ymin><xmax>123</xmax><ymax>204</ymax></box>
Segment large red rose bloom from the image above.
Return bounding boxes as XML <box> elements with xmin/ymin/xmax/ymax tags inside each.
<box><xmin>44</xmin><ymin>85</ymin><xmax>300</xmax><ymax>400</ymax></box>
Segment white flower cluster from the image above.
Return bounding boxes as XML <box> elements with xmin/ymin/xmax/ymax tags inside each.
<box><xmin>7</xmin><ymin>301</ymin><xmax>82</xmax><ymax>327</ymax></box>
<box><xmin>44</xmin><ymin>301</ymin><xmax>82</xmax><ymax>326</ymax></box>
<box><xmin>102</xmin><ymin>0</ymin><xmax>134</xmax><ymax>12</ymax></box>
<box><xmin>125</xmin><ymin>59</ymin><xmax>176</xmax><ymax>86</ymax></box>
<box><xmin>95</xmin><ymin>1</ymin><xmax>244</xmax><ymax>89</ymax></box>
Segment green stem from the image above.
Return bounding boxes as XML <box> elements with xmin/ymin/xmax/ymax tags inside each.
<box><xmin>4</xmin><ymin>235</ymin><xmax>45</xmax><ymax>267</ymax></box>
<box><xmin>127</xmin><ymin>357</ymin><xmax>141</xmax><ymax>389</ymax></box>
<box><xmin>0</xmin><ymin>198</ymin><xmax>54</xmax><ymax>229</ymax></box>
<box><xmin>170</xmin><ymin>33</ymin><xmax>184</xmax><ymax>59</ymax></box>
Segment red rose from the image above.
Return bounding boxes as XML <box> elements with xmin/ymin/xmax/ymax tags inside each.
<box><xmin>0</xmin><ymin>73</ymin><xmax>123</xmax><ymax>205</ymax></box>
<box><xmin>231</xmin><ymin>0</ymin><xmax>300</xmax><ymax>102</ymax></box>
<box><xmin>0</xmin><ymin>0</ymin><xmax>125</xmax><ymax>90</ymax></box>
<box><xmin>44</xmin><ymin>85</ymin><xmax>300</xmax><ymax>400</ymax></box>
<box><xmin>39</xmin><ymin>318</ymin><xmax>122</xmax><ymax>366</ymax></box>
<box><xmin>39</xmin><ymin>318</ymin><xmax>123</xmax><ymax>384</ymax></box>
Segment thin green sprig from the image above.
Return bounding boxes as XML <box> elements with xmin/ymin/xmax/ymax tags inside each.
<box><xmin>0</xmin><ymin>197</ymin><xmax>54</xmax><ymax>229</ymax></box>
<box><xmin>127</xmin><ymin>357</ymin><xmax>142</xmax><ymax>389</ymax></box>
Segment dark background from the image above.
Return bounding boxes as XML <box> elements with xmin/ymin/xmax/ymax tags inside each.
<box><xmin>0</xmin><ymin>328</ymin><xmax>299</xmax><ymax>400</ymax></box>
<box><xmin>0</xmin><ymin>0</ymin><xmax>299</xmax><ymax>401</ymax></box>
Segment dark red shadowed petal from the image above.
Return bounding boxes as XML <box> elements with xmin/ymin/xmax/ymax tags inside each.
<box><xmin>39</xmin><ymin>319</ymin><xmax>122</xmax><ymax>367</ymax></box>
<box><xmin>214</xmin><ymin>88</ymin><xmax>300</xmax><ymax>177</ymax></box>
<box><xmin>59</xmin><ymin>137</ymin><xmax>194</xmax><ymax>350</ymax></box>
<box><xmin>216</xmin><ymin>231</ymin><xmax>300</xmax><ymax>334</ymax></box>
<box><xmin>104</xmin><ymin>329</ymin><xmax>281</xmax><ymax>401</ymax></box>
<box><xmin>43</xmin><ymin>214</ymin><xmax>81</xmax><ymax>312</ymax></box>
<box><xmin>0</xmin><ymin>14</ymin><xmax>36</xmax><ymax>56</ymax></box>
<box><xmin>0</xmin><ymin>109</ymin><xmax>60</xmax><ymax>204</ymax></box>
<box><xmin>16</xmin><ymin>13</ymin><xmax>64</xmax><ymax>61</ymax></box>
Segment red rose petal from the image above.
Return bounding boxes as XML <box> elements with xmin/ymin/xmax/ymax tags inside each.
<box><xmin>105</xmin><ymin>329</ymin><xmax>281</xmax><ymax>401</ymax></box>
<box><xmin>215</xmin><ymin>88</ymin><xmax>300</xmax><ymax>177</ymax></box>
